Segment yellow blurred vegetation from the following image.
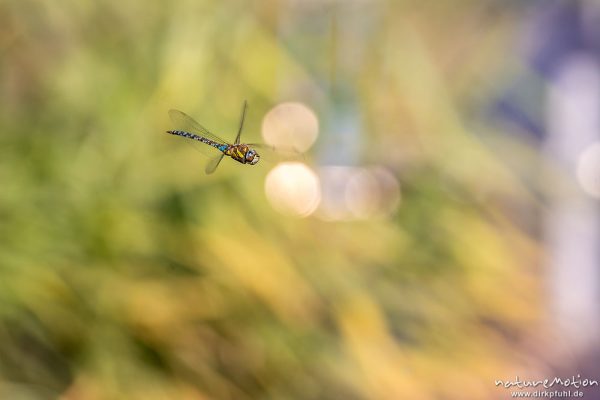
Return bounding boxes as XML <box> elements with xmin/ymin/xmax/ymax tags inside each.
<box><xmin>0</xmin><ymin>1</ymin><xmax>543</xmax><ymax>399</ymax></box>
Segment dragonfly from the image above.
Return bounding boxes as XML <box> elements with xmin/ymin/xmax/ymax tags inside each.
<box><xmin>166</xmin><ymin>101</ymin><xmax>262</xmax><ymax>174</ymax></box>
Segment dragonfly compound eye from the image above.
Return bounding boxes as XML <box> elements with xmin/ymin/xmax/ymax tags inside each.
<box><xmin>249</xmin><ymin>153</ymin><xmax>260</xmax><ymax>165</ymax></box>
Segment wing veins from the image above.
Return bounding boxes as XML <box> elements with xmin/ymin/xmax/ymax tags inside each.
<box><xmin>168</xmin><ymin>109</ymin><xmax>229</xmax><ymax>144</ymax></box>
<box><xmin>234</xmin><ymin>101</ymin><xmax>248</xmax><ymax>145</ymax></box>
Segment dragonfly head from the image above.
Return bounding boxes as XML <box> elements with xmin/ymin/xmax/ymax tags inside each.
<box><xmin>246</xmin><ymin>148</ymin><xmax>260</xmax><ymax>165</ymax></box>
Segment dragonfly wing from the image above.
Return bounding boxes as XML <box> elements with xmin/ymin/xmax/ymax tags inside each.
<box><xmin>247</xmin><ymin>143</ymin><xmax>305</xmax><ymax>162</ymax></box>
<box><xmin>169</xmin><ymin>132</ymin><xmax>223</xmax><ymax>159</ymax></box>
<box><xmin>234</xmin><ymin>101</ymin><xmax>248</xmax><ymax>145</ymax></box>
<box><xmin>168</xmin><ymin>109</ymin><xmax>230</xmax><ymax>144</ymax></box>
<box><xmin>205</xmin><ymin>153</ymin><xmax>225</xmax><ymax>174</ymax></box>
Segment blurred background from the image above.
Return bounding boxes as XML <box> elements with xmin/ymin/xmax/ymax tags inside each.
<box><xmin>1</xmin><ymin>0</ymin><xmax>600</xmax><ymax>399</ymax></box>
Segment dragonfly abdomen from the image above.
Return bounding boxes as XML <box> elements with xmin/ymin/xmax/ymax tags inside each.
<box><xmin>167</xmin><ymin>130</ymin><xmax>227</xmax><ymax>152</ymax></box>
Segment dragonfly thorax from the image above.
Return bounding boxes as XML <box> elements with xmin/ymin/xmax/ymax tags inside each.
<box><xmin>226</xmin><ymin>144</ymin><xmax>260</xmax><ymax>165</ymax></box>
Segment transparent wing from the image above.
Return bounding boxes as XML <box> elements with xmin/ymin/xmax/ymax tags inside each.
<box><xmin>167</xmin><ymin>133</ymin><xmax>222</xmax><ymax>159</ymax></box>
<box><xmin>234</xmin><ymin>101</ymin><xmax>248</xmax><ymax>145</ymax></box>
<box><xmin>246</xmin><ymin>143</ymin><xmax>305</xmax><ymax>162</ymax></box>
<box><xmin>205</xmin><ymin>153</ymin><xmax>225</xmax><ymax>174</ymax></box>
<box><xmin>168</xmin><ymin>109</ymin><xmax>230</xmax><ymax>145</ymax></box>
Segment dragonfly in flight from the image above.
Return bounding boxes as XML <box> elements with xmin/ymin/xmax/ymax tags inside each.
<box><xmin>167</xmin><ymin>101</ymin><xmax>262</xmax><ymax>174</ymax></box>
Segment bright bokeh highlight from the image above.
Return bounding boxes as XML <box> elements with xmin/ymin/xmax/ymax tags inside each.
<box><xmin>577</xmin><ymin>142</ymin><xmax>600</xmax><ymax>198</ymax></box>
<box><xmin>317</xmin><ymin>166</ymin><xmax>401</xmax><ymax>221</ymax></box>
<box><xmin>264</xmin><ymin>162</ymin><xmax>321</xmax><ymax>217</ymax></box>
<box><xmin>262</xmin><ymin>102</ymin><xmax>319</xmax><ymax>152</ymax></box>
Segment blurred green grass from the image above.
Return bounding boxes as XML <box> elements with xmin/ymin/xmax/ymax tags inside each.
<box><xmin>0</xmin><ymin>1</ymin><xmax>542</xmax><ymax>399</ymax></box>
